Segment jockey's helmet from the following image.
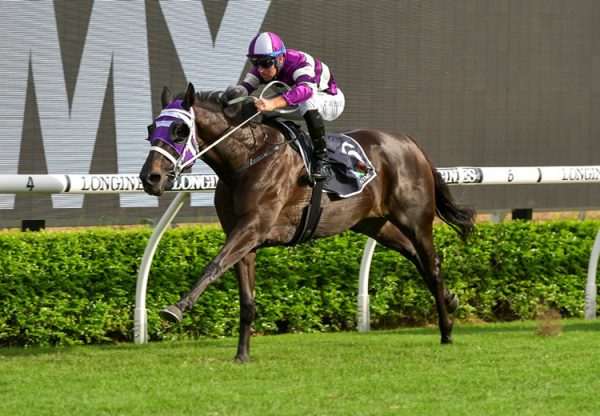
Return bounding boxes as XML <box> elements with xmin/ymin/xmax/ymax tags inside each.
<box><xmin>247</xmin><ymin>32</ymin><xmax>286</xmax><ymax>68</ymax></box>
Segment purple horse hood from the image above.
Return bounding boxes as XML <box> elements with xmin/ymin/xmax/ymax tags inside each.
<box><xmin>149</xmin><ymin>100</ymin><xmax>198</xmax><ymax>165</ymax></box>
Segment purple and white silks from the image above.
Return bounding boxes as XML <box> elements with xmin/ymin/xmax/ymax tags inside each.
<box><xmin>241</xmin><ymin>49</ymin><xmax>339</xmax><ymax>106</ymax></box>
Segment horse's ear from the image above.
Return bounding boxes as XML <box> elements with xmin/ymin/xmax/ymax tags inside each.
<box><xmin>161</xmin><ymin>87</ymin><xmax>173</xmax><ymax>108</ymax></box>
<box><xmin>182</xmin><ymin>83</ymin><xmax>196</xmax><ymax>110</ymax></box>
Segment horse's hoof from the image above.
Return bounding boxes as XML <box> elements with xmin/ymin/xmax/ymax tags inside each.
<box><xmin>234</xmin><ymin>354</ymin><xmax>250</xmax><ymax>364</ymax></box>
<box><xmin>446</xmin><ymin>293</ymin><xmax>460</xmax><ymax>314</ymax></box>
<box><xmin>159</xmin><ymin>305</ymin><xmax>183</xmax><ymax>323</ymax></box>
<box><xmin>441</xmin><ymin>336</ymin><xmax>453</xmax><ymax>344</ymax></box>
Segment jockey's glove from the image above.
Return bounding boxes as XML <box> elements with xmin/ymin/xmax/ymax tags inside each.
<box><xmin>221</xmin><ymin>85</ymin><xmax>248</xmax><ymax>107</ymax></box>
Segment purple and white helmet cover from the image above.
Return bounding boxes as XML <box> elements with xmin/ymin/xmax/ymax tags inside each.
<box><xmin>247</xmin><ymin>32</ymin><xmax>286</xmax><ymax>58</ymax></box>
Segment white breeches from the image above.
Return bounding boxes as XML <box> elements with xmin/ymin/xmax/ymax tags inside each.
<box><xmin>298</xmin><ymin>89</ymin><xmax>345</xmax><ymax>121</ymax></box>
<box><xmin>270</xmin><ymin>89</ymin><xmax>345</xmax><ymax>122</ymax></box>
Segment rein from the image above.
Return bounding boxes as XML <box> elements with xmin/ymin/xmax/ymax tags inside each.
<box><xmin>149</xmin><ymin>81</ymin><xmax>294</xmax><ymax>180</ymax></box>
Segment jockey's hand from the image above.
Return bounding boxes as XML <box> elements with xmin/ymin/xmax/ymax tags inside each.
<box><xmin>255</xmin><ymin>96</ymin><xmax>287</xmax><ymax>112</ymax></box>
<box><xmin>254</xmin><ymin>98</ymin><xmax>275</xmax><ymax>112</ymax></box>
<box><xmin>221</xmin><ymin>85</ymin><xmax>248</xmax><ymax>107</ymax></box>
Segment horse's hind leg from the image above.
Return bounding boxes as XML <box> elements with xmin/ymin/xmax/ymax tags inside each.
<box><xmin>353</xmin><ymin>220</ymin><xmax>459</xmax><ymax>314</ymax></box>
<box><xmin>234</xmin><ymin>252</ymin><xmax>256</xmax><ymax>363</ymax></box>
<box><xmin>397</xmin><ymin>216</ymin><xmax>452</xmax><ymax>344</ymax></box>
<box><xmin>388</xmin><ymin>210</ymin><xmax>454</xmax><ymax>344</ymax></box>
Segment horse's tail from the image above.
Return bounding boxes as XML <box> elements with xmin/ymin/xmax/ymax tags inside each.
<box><xmin>430</xmin><ymin>162</ymin><xmax>476</xmax><ymax>242</ymax></box>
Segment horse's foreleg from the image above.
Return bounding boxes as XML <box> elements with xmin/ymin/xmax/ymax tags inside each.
<box><xmin>234</xmin><ymin>252</ymin><xmax>256</xmax><ymax>363</ymax></box>
<box><xmin>159</xmin><ymin>221</ymin><xmax>262</xmax><ymax>323</ymax></box>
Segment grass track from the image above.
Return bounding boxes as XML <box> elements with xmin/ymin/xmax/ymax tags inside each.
<box><xmin>2</xmin><ymin>319</ymin><xmax>600</xmax><ymax>415</ymax></box>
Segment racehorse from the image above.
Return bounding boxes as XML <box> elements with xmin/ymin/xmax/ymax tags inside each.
<box><xmin>140</xmin><ymin>82</ymin><xmax>476</xmax><ymax>362</ymax></box>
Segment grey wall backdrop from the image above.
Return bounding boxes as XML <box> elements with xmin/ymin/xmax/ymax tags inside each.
<box><xmin>1</xmin><ymin>0</ymin><xmax>599</xmax><ymax>226</ymax></box>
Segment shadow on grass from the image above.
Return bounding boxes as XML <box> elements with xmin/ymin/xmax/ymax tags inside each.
<box><xmin>559</xmin><ymin>320</ymin><xmax>600</xmax><ymax>332</ymax></box>
<box><xmin>2</xmin><ymin>319</ymin><xmax>599</xmax><ymax>357</ymax></box>
<box><xmin>0</xmin><ymin>345</ymin><xmax>78</xmax><ymax>358</ymax></box>
<box><xmin>372</xmin><ymin>319</ymin><xmax>600</xmax><ymax>336</ymax></box>
<box><xmin>0</xmin><ymin>338</ymin><xmax>231</xmax><ymax>358</ymax></box>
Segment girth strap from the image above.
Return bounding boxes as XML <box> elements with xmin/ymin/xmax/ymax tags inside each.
<box><xmin>287</xmin><ymin>179</ymin><xmax>325</xmax><ymax>246</ymax></box>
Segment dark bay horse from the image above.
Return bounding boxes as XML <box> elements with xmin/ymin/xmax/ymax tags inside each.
<box><xmin>140</xmin><ymin>83</ymin><xmax>476</xmax><ymax>362</ymax></box>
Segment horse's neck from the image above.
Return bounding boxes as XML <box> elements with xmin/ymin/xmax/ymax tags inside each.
<box><xmin>196</xmin><ymin>107</ymin><xmax>256</xmax><ymax>178</ymax></box>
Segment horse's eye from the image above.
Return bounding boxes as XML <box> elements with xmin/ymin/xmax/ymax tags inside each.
<box><xmin>169</xmin><ymin>122</ymin><xmax>190</xmax><ymax>144</ymax></box>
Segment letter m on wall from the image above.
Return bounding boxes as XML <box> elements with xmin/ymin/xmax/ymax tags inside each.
<box><xmin>0</xmin><ymin>0</ymin><xmax>270</xmax><ymax>210</ymax></box>
<box><xmin>0</xmin><ymin>1</ymin><xmax>155</xmax><ymax>208</ymax></box>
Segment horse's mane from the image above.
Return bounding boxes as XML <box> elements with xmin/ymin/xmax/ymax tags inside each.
<box><xmin>172</xmin><ymin>89</ymin><xmax>225</xmax><ymax>113</ymax></box>
<box><xmin>196</xmin><ymin>90</ymin><xmax>226</xmax><ymax>113</ymax></box>
<box><xmin>189</xmin><ymin>87</ymin><xmax>261</xmax><ymax>125</ymax></box>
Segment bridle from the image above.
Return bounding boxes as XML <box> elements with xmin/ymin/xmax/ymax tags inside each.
<box><xmin>148</xmin><ymin>81</ymin><xmax>295</xmax><ymax>180</ymax></box>
<box><xmin>149</xmin><ymin>105</ymin><xmax>199</xmax><ymax>179</ymax></box>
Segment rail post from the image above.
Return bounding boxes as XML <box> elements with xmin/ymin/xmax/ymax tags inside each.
<box><xmin>585</xmin><ymin>228</ymin><xmax>600</xmax><ymax>319</ymax></box>
<box><xmin>357</xmin><ymin>237</ymin><xmax>377</xmax><ymax>333</ymax></box>
<box><xmin>133</xmin><ymin>192</ymin><xmax>190</xmax><ymax>344</ymax></box>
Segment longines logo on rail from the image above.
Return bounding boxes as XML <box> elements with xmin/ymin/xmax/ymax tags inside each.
<box><xmin>438</xmin><ymin>168</ymin><xmax>483</xmax><ymax>184</ymax></box>
<box><xmin>169</xmin><ymin>175</ymin><xmax>219</xmax><ymax>191</ymax></box>
<box><xmin>561</xmin><ymin>167</ymin><xmax>600</xmax><ymax>181</ymax></box>
<box><xmin>76</xmin><ymin>174</ymin><xmax>219</xmax><ymax>192</ymax></box>
<box><xmin>79</xmin><ymin>176</ymin><xmax>145</xmax><ymax>192</ymax></box>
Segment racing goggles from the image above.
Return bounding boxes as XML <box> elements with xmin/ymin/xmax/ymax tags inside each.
<box><xmin>251</xmin><ymin>57</ymin><xmax>276</xmax><ymax>68</ymax></box>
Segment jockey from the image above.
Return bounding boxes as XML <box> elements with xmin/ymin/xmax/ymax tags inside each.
<box><xmin>233</xmin><ymin>32</ymin><xmax>345</xmax><ymax>181</ymax></box>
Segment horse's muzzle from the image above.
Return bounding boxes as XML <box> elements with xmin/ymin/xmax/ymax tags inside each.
<box><xmin>140</xmin><ymin>170</ymin><xmax>166</xmax><ymax>196</ymax></box>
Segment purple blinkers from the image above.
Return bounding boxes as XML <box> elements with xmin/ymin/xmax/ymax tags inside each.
<box><xmin>149</xmin><ymin>100</ymin><xmax>198</xmax><ymax>166</ymax></box>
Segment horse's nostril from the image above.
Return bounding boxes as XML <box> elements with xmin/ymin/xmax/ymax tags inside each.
<box><xmin>147</xmin><ymin>173</ymin><xmax>162</xmax><ymax>185</ymax></box>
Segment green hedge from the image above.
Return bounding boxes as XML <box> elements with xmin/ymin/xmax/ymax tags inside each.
<box><xmin>1</xmin><ymin>220</ymin><xmax>598</xmax><ymax>347</ymax></box>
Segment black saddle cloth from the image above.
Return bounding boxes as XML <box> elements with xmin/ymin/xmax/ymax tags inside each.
<box><xmin>266</xmin><ymin>119</ymin><xmax>377</xmax><ymax>198</ymax></box>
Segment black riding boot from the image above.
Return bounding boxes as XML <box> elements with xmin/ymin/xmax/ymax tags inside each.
<box><xmin>304</xmin><ymin>109</ymin><xmax>332</xmax><ymax>180</ymax></box>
